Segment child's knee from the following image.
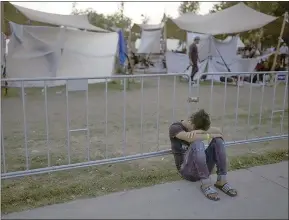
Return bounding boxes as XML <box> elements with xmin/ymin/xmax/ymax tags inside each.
<box><xmin>190</xmin><ymin>140</ymin><xmax>206</xmax><ymax>152</ymax></box>
<box><xmin>213</xmin><ymin>137</ymin><xmax>225</xmax><ymax>148</ymax></box>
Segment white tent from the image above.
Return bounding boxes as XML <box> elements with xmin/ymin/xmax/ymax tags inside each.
<box><xmin>12</xmin><ymin>3</ymin><xmax>108</xmax><ymax>32</ymax></box>
<box><xmin>6</xmin><ymin>22</ymin><xmax>118</xmax><ymax>87</ymax></box>
<box><xmin>137</xmin><ymin>29</ymin><xmax>162</xmax><ymax>54</ymax></box>
<box><xmin>166</xmin><ymin>32</ymin><xmax>261</xmax><ymax>81</ymax></box>
<box><xmin>133</xmin><ymin>23</ymin><xmax>164</xmax><ymax>54</ymax></box>
<box><xmin>135</xmin><ymin>38</ymin><xmax>180</xmax><ymax>52</ymax></box>
<box><xmin>170</xmin><ymin>3</ymin><xmax>277</xmax><ymax>35</ymax></box>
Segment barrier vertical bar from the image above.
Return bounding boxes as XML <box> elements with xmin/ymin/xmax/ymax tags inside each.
<box><xmin>258</xmin><ymin>75</ymin><xmax>266</xmax><ymax>127</ymax></box>
<box><xmin>196</xmin><ymin>77</ymin><xmax>200</xmax><ymax>110</ymax></box>
<box><xmin>105</xmin><ymin>79</ymin><xmax>108</xmax><ymax>158</ymax></box>
<box><xmin>280</xmin><ymin>74</ymin><xmax>288</xmax><ymax>133</ymax></box>
<box><xmin>187</xmin><ymin>75</ymin><xmax>192</xmax><ymax>117</ymax></box>
<box><xmin>172</xmin><ymin>76</ymin><xmax>176</xmax><ymax>122</ymax></box>
<box><xmin>269</xmin><ymin>75</ymin><xmax>278</xmax><ymax>133</ymax></box>
<box><xmin>247</xmin><ymin>75</ymin><xmax>253</xmax><ymax>138</ymax></box>
<box><xmin>44</xmin><ymin>81</ymin><xmax>51</xmax><ymax>167</ymax></box>
<box><xmin>122</xmin><ymin>78</ymin><xmax>127</xmax><ymax>156</ymax></box>
<box><xmin>1</xmin><ymin>124</ymin><xmax>6</xmax><ymax>173</ymax></box>
<box><xmin>209</xmin><ymin>79</ymin><xmax>214</xmax><ymax>115</ymax></box>
<box><xmin>85</xmin><ymin>87</ymin><xmax>90</xmax><ymax>161</ymax></box>
<box><xmin>21</xmin><ymin>81</ymin><xmax>29</xmax><ymax>170</ymax></box>
<box><xmin>221</xmin><ymin>75</ymin><xmax>228</xmax><ymax>132</ymax></box>
<box><xmin>65</xmin><ymin>81</ymin><xmax>71</xmax><ymax>164</ymax></box>
<box><xmin>140</xmin><ymin>77</ymin><xmax>144</xmax><ymax>154</ymax></box>
<box><xmin>156</xmin><ymin>76</ymin><xmax>160</xmax><ymax>151</ymax></box>
<box><xmin>234</xmin><ymin>75</ymin><xmax>241</xmax><ymax>133</ymax></box>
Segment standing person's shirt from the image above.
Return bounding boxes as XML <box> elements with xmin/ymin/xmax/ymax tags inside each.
<box><xmin>280</xmin><ymin>45</ymin><xmax>288</xmax><ymax>55</ymax></box>
<box><xmin>189</xmin><ymin>43</ymin><xmax>198</xmax><ymax>66</ymax></box>
<box><xmin>169</xmin><ymin>121</ymin><xmax>189</xmax><ymax>171</ymax></box>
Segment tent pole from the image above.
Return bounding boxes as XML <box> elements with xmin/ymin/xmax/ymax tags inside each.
<box><xmin>270</xmin><ymin>12</ymin><xmax>288</xmax><ymax>81</ymax></box>
<box><xmin>127</xmin><ymin>28</ymin><xmax>134</xmax><ymax>75</ymax></box>
<box><xmin>163</xmin><ymin>13</ymin><xmax>167</xmax><ymax>53</ymax></box>
<box><xmin>213</xmin><ymin>36</ymin><xmax>231</xmax><ymax>72</ymax></box>
<box><xmin>163</xmin><ymin>13</ymin><xmax>167</xmax><ymax>71</ymax></box>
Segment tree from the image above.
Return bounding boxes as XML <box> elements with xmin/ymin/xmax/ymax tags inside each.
<box><xmin>178</xmin><ymin>2</ymin><xmax>200</xmax><ymax>48</ymax></box>
<box><xmin>178</xmin><ymin>1</ymin><xmax>200</xmax><ymax>15</ymax></box>
<box><xmin>71</xmin><ymin>3</ymin><xmax>132</xmax><ymax>36</ymax></box>
<box><xmin>210</xmin><ymin>2</ymin><xmax>289</xmax><ymax>48</ymax></box>
<box><xmin>141</xmin><ymin>14</ymin><xmax>150</xmax><ymax>24</ymax></box>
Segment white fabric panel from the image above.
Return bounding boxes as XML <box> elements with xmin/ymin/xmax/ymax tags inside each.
<box><xmin>166</xmin><ymin>39</ymin><xmax>179</xmax><ymax>51</ymax></box>
<box><xmin>12</xmin><ymin>3</ymin><xmax>107</xmax><ymax>32</ymax></box>
<box><xmin>138</xmin><ymin>29</ymin><xmax>161</xmax><ymax>54</ymax></box>
<box><xmin>6</xmin><ymin>24</ymin><xmax>60</xmax><ymax>87</ymax></box>
<box><xmin>166</xmin><ymin>31</ymin><xmax>268</xmax><ymax>82</ymax></box>
<box><xmin>166</xmin><ymin>51</ymin><xmax>190</xmax><ymax>74</ymax></box>
<box><xmin>135</xmin><ymin>38</ymin><xmax>140</xmax><ymax>50</ymax></box>
<box><xmin>136</xmin><ymin>23</ymin><xmax>164</xmax><ymax>31</ymax></box>
<box><xmin>229</xmin><ymin>58</ymin><xmax>259</xmax><ymax>73</ymax></box>
<box><xmin>172</xmin><ymin>3</ymin><xmax>277</xmax><ymax>35</ymax></box>
<box><xmin>256</xmin><ymin>52</ymin><xmax>274</xmax><ymax>62</ymax></box>
<box><xmin>58</xmin><ymin>29</ymin><xmax>118</xmax><ymax>84</ymax></box>
<box><xmin>205</xmin><ymin>59</ymin><xmax>223</xmax><ymax>81</ymax></box>
<box><xmin>136</xmin><ymin>38</ymin><xmax>176</xmax><ymax>51</ymax></box>
<box><xmin>6</xmin><ymin>23</ymin><xmax>118</xmax><ymax>87</ymax></box>
<box><xmin>212</xmin><ymin>36</ymin><xmax>239</xmax><ymax>66</ymax></box>
<box><xmin>187</xmin><ymin>32</ymin><xmax>238</xmax><ymax>64</ymax></box>
<box><xmin>222</xmin><ymin>36</ymin><xmax>245</xmax><ymax>48</ymax></box>
<box><xmin>137</xmin><ymin>38</ymin><xmax>180</xmax><ymax>52</ymax></box>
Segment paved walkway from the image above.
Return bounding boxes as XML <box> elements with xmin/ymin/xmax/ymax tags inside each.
<box><xmin>3</xmin><ymin>161</ymin><xmax>288</xmax><ymax>219</ymax></box>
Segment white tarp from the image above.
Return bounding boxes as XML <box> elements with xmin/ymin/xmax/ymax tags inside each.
<box><xmin>171</xmin><ymin>3</ymin><xmax>277</xmax><ymax>35</ymax></box>
<box><xmin>186</xmin><ymin>32</ymin><xmax>239</xmax><ymax>64</ymax></box>
<box><xmin>131</xmin><ymin>23</ymin><xmax>164</xmax><ymax>33</ymax></box>
<box><xmin>166</xmin><ymin>32</ymin><xmax>262</xmax><ymax>82</ymax></box>
<box><xmin>166</xmin><ymin>51</ymin><xmax>190</xmax><ymax>73</ymax></box>
<box><xmin>137</xmin><ymin>29</ymin><xmax>161</xmax><ymax>54</ymax></box>
<box><xmin>166</xmin><ymin>39</ymin><xmax>180</xmax><ymax>51</ymax></box>
<box><xmin>12</xmin><ymin>3</ymin><xmax>108</xmax><ymax>32</ymax></box>
<box><xmin>136</xmin><ymin>38</ymin><xmax>180</xmax><ymax>51</ymax></box>
<box><xmin>221</xmin><ymin>36</ymin><xmax>245</xmax><ymax>48</ymax></box>
<box><xmin>136</xmin><ymin>23</ymin><xmax>164</xmax><ymax>31</ymax></box>
<box><xmin>6</xmin><ymin>22</ymin><xmax>118</xmax><ymax>87</ymax></box>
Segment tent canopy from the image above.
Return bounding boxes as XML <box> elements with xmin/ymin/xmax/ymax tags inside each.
<box><xmin>11</xmin><ymin>3</ymin><xmax>108</xmax><ymax>32</ymax></box>
<box><xmin>170</xmin><ymin>2</ymin><xmax>277</xmax><ymax>35</ymax></box>
<box><xmin>131</xmin><ymin>23</ymin><xmax>164</xmax><ymax>33</ymax></box>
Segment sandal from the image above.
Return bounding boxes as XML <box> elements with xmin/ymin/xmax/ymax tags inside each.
<box><xmin>214</xmin><ymin>182</ymin><xmax>238</xmax><ymax>197</ymax></box>
<box><xmin>200</xmin><ymin>185</ymin><xmax>220</xmax><ymax>201</ymax></box>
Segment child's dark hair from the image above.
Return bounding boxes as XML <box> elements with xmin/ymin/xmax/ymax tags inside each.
<box><xmin>190</xmin><ymin>109</ymin><xmax>211</xmax><ymax>131</ymax></box>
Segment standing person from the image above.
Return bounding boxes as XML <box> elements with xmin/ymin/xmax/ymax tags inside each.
<box><xmin>189</xmin><ymin>36</ymin><xmax>200</xmax><ymax>82</ymax></box>
<box><xmin>279</xmin><ymin>43</ymin><xmax>288</xmax><ymax>67</ymax></box>
<box><xmin>169</xmin><ymin>109</ymin><xmax>238</xmax><ymax>201</ymax></box>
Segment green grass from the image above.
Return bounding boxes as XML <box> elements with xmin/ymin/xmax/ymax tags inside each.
<box><xmin>1</xmin><ymin>148</ymin><xmax>288</xmax><ymax>214</ymax></box>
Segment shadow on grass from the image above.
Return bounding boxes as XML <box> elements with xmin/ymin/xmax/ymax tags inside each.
<box><xmin>1</xmin><ymin>148</ymin><xmax>288</xmax><ymax>214</ymax></box>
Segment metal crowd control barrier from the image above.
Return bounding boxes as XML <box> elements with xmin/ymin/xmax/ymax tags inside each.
<box><xmin>1</xmin><ymin>71</ymin><xmax>288</xmax><ymax>179</ymax></box>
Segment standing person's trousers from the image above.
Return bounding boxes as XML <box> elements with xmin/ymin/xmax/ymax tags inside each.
<box><xmin>191</xmin><ymin>65</ymin><xmax>199</xmax><ymax>81</ymax></box>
